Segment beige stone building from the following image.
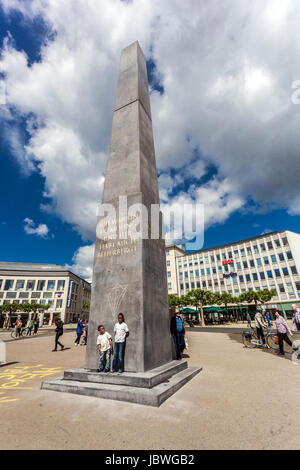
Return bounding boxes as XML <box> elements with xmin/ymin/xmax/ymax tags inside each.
<box><xmin>0</xmin><ymin>262</ymin><xmax>91</xmax><ymax>326</ymax></box>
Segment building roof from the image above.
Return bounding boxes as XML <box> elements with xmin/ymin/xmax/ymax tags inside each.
<box><xmin>0</xmin><ymin>262</ymin><xmax>91</xmax><ymax>285</ymax></box>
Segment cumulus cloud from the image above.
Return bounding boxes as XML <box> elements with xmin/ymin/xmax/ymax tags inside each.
<box><xmin>65</xmin><ymin>244</ymin><xmax>94</xmax><ymax>282</ymax></box>
<box><xmin>24</xmin><ymin>218</ymin><xmax>49</xmax><ymax>238</ymax></box>
<box><xmin>1</xmin><ymin>0</ymin><xmax>300</xmax><ymax>254</ymax></box>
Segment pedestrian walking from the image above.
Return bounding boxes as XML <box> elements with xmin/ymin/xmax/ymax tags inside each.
<box><xmin>74</xmin><ymin>319</ymin><xmax>83</xmax><ymax>346</ymax></box>
<box><xmin>97</xmin><ymin>325</ymin><xmax>113</xmax><ymax>372</ymax></box>
<box><xmin>33</xmin><ymin>318</ymin><xmax>39</xmax><ymax>335</ymax></box>
<box><xmin>275</xmin><ymin>310</ymin><xmax>295</xmax><ymax>356</ymax></box>
<box><xmin>246</xmin><ymin>313</ymin><xmax>252</xmax><ymax>327</ymax></box>
<box><xmin>111</xmin><ymin>313</ymin><xmax>129</xmax><ymax>374</ymax></box>
<box><xmin>292</xmin><ymin>304</ymin><xmax>300</xmax><ymax>332</ymax></box>
<box><xmin>265</xmin><ymin>311</ymin><xmax>272</xmax><ymax>328</ymax></box>
<box><xmin>254</xmin><ymin>307</ymin><xmax>267</xmax><ymax>345</ymax></box>
<box><xmin>14</xmin><ymin>318</ymin><xmax>22</xmax><ymax>338</ymax></box>
<box><xmin>27</xmin><ymin>319</ymin><xmax>34</xmax><ymax>336</ymax></box>
<box><xmin>170</xmin><ymin>311</ymin><xmax>186</xmax><ymax>360</ymax></box>
<box><xmin>52</xmin><ymin>318</ymin><xmax>64</xmax><ymax>352</ymax></box>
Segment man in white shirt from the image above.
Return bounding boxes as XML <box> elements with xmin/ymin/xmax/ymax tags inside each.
<box><xmin>111</xmin><ymin>313</ymin><xmax>129</xmax><ymax>374</ymax></box>
<box><xmin>97</xmin><ymin>325</ymin><xmax>113</xmax><ymax>372</ymax></box>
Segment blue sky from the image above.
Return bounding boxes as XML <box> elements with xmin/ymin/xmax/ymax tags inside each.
<box><xmin>1</xmin><ymin>1</ymin><xmax>300</xmax><ymax>279</ymax></box>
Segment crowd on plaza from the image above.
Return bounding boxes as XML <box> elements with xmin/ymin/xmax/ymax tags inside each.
<box><xmin>246</xmin><ymin>304</ymin><xmax>300</xmax><ymax>356</ymax></box>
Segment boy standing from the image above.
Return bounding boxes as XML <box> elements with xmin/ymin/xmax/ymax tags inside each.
<box><xmin>112</xmin><ymin>313</ymin><xmax>129</xmax><ymax>374</ymax></box>
<box><xmin>97</xmin><ymin>325</ymin><xmax>113</xmax><ymax>373</ymax></box>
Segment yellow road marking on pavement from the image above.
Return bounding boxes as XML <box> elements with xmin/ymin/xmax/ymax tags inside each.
<box><xmin>0</xmin><ymin>364</ymin><xmax>62</xmax><ymax>403</ymax></box>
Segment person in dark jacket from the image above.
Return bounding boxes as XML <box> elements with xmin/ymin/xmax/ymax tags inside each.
<box><xmin>170</xmin><ymin>312</ymin><xmax>185</xmax><ymax>360</ymax></box>
<box><xmin>74</xmin><ymin>319</ymin><xmax>83</xmax><ymax>346</ymax></box>
<box><xmin>52</xmin><ymin>318</ymin><xmax>64</xmax><ymax>351</ymax></box>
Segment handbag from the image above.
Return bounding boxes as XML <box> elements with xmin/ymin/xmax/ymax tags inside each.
<box><xmin>274</xmin><ymin>335</ymin><xmax>279</xmax><ymax>345</ymax></box>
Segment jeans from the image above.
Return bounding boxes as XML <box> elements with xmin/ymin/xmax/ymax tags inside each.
<box><xmin>278</xmin><ymin>332</ymin><xmax>293</xmax><ymax>355</ymax></box>
<box><xmin>256</xmin><ymin>327</ymin><xmax>265</xmax><ymax>344</ymax></box>
<box><xmin>27</xmin><ymin>327</ymin><xmax>33</xmax><ymax>336</ymax></box>
<box><xmin>55</xmin><ymin>332</ymin><xmax>64</xmax><ymax>350</ymax></box>
<box><xmin>112</xmin><ymin>342</ymin><xmax>125</xmax><ymax>372</ymax></box>
<box><xmin>75</xmin><ymin>333</ymin><xmax>82</xmax><ymax>344</ymax></box>
<box><xmin>99</xmin><ymin>349</ymin><xmax>111</xmax><ymax>371</ymax></box>
<box><xmin>174</xmin><ymin>332</ymin><xmax>185</xmax><ymax>359</ymax></box>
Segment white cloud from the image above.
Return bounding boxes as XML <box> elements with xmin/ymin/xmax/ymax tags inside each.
<box><xmin>24</xmin><ymin>218</ymin><xmax>49</xmax><ymax>238</ymax></box>
<box><xmin>65</xmin><ymin>244</ymin><xmax>94</xmax><ymax>282</ymax></box>
<box><xmin>0</xmin><ymin>0</ymin><xmax>300</xmax><ymax>254</ymax></box>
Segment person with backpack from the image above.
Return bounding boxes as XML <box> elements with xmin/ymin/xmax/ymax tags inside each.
<box><xmin>292</xmin><ymin>304</ymin><xmax>300</xmax><ymax>332</ymax></box>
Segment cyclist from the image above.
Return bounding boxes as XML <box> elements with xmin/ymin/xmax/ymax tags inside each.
<box><xmin>255</xmin><ymin>307</ymin><xmax>267</xmax><ymax>345</ymax></box>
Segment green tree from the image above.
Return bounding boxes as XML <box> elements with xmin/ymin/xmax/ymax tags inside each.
<box><xmin>239</xmin><ymin>289</ymin><xmax>277</xmax><ymax>309</ymax></box>
<box><xmin>185</xmin><ymin>290</ymin><xmax>215</xmax><ymax>326</ymax></box>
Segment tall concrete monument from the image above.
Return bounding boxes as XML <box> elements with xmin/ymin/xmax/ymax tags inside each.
<box><xmin>42</xmin><ymin>42</ymin><xmax>201</xmax><ymax>406</ymax></box>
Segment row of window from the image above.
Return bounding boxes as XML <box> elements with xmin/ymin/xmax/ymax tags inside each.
<box><xmin>0</xmin><ymin>291</ymin><xmax>64</xmax><ymax>300</ymax></box>
<box><xmin>0</xmin><ymin>279</ymin><xmax>66</xmax><ymax>292</ymax></box>
<box><xmin>179</xmin><ymin>281</ymin><xmax>300</xmax><ymax>296</ymax></box>
<box><xmin>173</xmin><ymin>265</ymin><xmax>298</xmax><ymax>280</ymax></box>
<box><xmin>177</xmin><ymin>250</ymin><xmax>293</xmax><ymax>269</ymax></box>
<box><xmin>0</xmin><ymin>298</ymin><xmax>64</xmax><ymax>308</ymax></box>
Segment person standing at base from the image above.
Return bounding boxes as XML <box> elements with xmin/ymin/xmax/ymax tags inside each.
<box><xmin>171</xmin><ymin>311</ymin><xmax>186</xmax><ymax>360</ymax></box>
<box><xmin>275</xmin><ymin>310</ymin><xmax>295</xmax><ymax>356</ymax></box>
<box><xmin>97</xmin><ymin>325</ymin><xmax>113</xmax><ymax>372</ymax></box>
<box><xmin>111</xmin><ymin>313</ymin><xmax>129</xmax><ymax>374</ymax></box>
<box><xmin>74</xmin><ymin>319</ymin><xmax>83</xmax><ymax>346</ymax></box>
<box><xmin>52</xmin><ymin>318</ymin><xmax>64</xmax><ymax>352</ymax></box>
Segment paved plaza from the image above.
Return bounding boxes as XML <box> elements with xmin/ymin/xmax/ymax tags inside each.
<box><xmin>0</xmin><ymin>327</ymin><xmax>299</xmax><ymax>450</ymax></box>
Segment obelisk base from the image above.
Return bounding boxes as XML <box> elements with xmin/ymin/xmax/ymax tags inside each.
<box><xmin>41</xmin><ymin>361</ymin><xmax>202</xmax><ymax>407</ymax></box>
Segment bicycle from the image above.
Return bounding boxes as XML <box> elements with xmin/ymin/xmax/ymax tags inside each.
<box><xmin>242</xmin><ymin>326</ymin><xmax>278</xmax><ymax>350</ymax></box>
<box><xmin>11</xmin><ymin>327</ymin><xmax>28</xmax><ymax>339</ymax></box>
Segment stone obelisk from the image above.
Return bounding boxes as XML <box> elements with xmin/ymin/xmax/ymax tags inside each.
<box><xmin>86</xmin><ymin>41</ymin><xmax>172</xmax><ymax>372</ymax></box>
<box><xmin>42</xmin><ymin>42</ymin><xmax>201</xmax><ymax>405</ymax></box>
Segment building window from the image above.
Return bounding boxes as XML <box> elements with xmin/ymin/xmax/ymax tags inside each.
<box><xmin>260</xmin><ymin>244</ymin><xmax>266</xmax><ymax>251</ymax></box>
<box><xmin>37</xmin><ymin>280</ymin><xmax>46</xmax><ymax>291</ymax></box>
<box><xmin>26</xmin><ymin>280</ymin><xmax>35</xmax><ymax>291</ymax></box>
<box><xmin>207</xmin><ymin>268</ymin><xmax>211</xmax><ymax>275</ymax></box>
<box><xmin>15</xmin><ymin>280</ymin><xmax>25</xmax><ymax>291</ymax></box>
<box><xmin>282</xmin><ymin>268</ymin><xmax>289</xmax><ymax>277</ymax></box>
<box><xmin>216</xmin><ymin>255</ymin><xmax>220</xmax><ymax>261</ymax></box>
<box><xmin>267</xmin><ymin>241</ymin><xmax>273</xmax><ymax>250</ymax></box>
<box><xmin>19</xmin><ymin>292</ymin><xmax>29</xmax><ymax>299</ymax></box>
<box><xmin>168</xmin><ymin>272</ymin><xmax>171</xmax><ymax>278</ymax></box>
<box><xmin>239</xmin><ymin>275</ymin><xmax>244</xmax><ymax>283</ymax></box>
<box><xmin>253</xmin><ymin>246</ymin><xmax>259</xmax><ymax>254</ymax></box>
<box><xmin>286</xmin><ymin>251</ymin><xmax>293</xmax><ymax>260</ymax></box>
<box><xmin>191</xmin><ymin>282</ymin><xmax>195</xmax><ymax>289</ymax></box>
<box><xmin>295</xmin><ymin>282</ymin><xmax>300</xmax><ymax>293</ymax></box>
<box><xmin>31</xmin><ymin>292</ymin><xmax>41</xmax><ymax>299</ymax></box>
<box><xmin>275</xmin><ymin>239</ymin><xmax>281</xmax><ymax>248</ymax></box>
<box><xmin>282</xmin><ymin>237</ymin><xmax>288</xmax><ymax>246</ymax></box>
<box><xmin>267</xmin><ymin>271</ymin><xmax>273</xmax><ymax>279</ymax></box>
<box><xmin>201</xmin><ymin>269</ymin><xmax>205</xmax><ymax>276</ymax></box>
<box><xmin>43</xmin><ymin>292</ymin><xmax>53</xmax><ymax>299</ymax></box>
<box><xmin>197</xmin><ymin>282</ymin><xmax>201</xmax><ymax>288</ymax></box>
<box><xmin>228</xmin><ymin>252</ymin><xmax>233</xmax><ymax>259</ymax></box>
<box><xmin>247</xmin><ymin>247</ymin><xmax>252</xmax><ymax>255</ymax></box>
<box><xmin>47</xmin><ymin>280</ymin><xmax>56</xmax><ymax>290</ymax></box>
<box><xmin>275</xmin><ymin>269</ymin><xmax>281</xmax><ymax>278</ymax></box>
<box><xmin>0</xmin><ymin>280</ymin><xmax>2</xmax><ymax>289</ymax></box>
<box><xmin>278</xmin><ymin>253</ymin><xmax>285</xmax><ymax>262</ymax></box>
<box><xmin>264</xmin><ymin>257</ymin><xmax>269</xmax><ymax>265</ymax></box>
<box><xmin>202</xmin><ymin>281</ymin><xmax>206</xmax><ymax>288</ymax></box>
<box><xmin>237</xmin><ymin>262</ymin><xmax>241</xmax><ymax>270</ymax></box>
<box><xmin>166</xmin><ymin>261</ymin><xmax>170</xmax><ymax>267</ymax></box>
<box><xmin>257</xmin><ymin>258</ymin><xmax>262</xmax><ymax>267</ymax></box>
<box><xmin>234</xmin><ymin>250</ymin><xmax>239</xmax><ymax>258</ymax></box>
<box><xmin>240</xmin><ymin>249</ymin><xmax>245</xmax><ymax>257</ymax></box>
<box><xmin>243</xmin><ymin>262</ymin><xmax>248</xmax><ymax>269</ymax></box>
<box><xmin>246</xmin><ymin>274</ymin><xmax>251</xmax><ymax>282</ymax></box>
<box><xmin>195</xmin><ymin>270</ymin><xmax>199</xmax><ymax>277</ymax></box>
<box><xmin>271</xmin><ymin>255</ymin><xmax>277</xmax><ymax>263</ymax></box>
<box><xmin>4</xmin><ymin>280</ymin><xmax>14</xmax><ymax>291</ymax></box>
<box><xmin>253</xmin><ymin>273</ymin><xmax>258</xmax><ymax>281</ymax></box>
<box><xmin>291</xmin><ymin>266</ymin><xmax>298</xmax><ymax>275</ymax></box>
<box><xmin>260</xmin><ymin>272</ymin><xmax>266</xmax><ymax>280</ymax></box>
<box><xmin>6</xmin><ymin>292</ymin><xmax>17</xmax><ymax>299</ymax></box>
<box><xmin>250</xmin><ymin>260</ymin><xmax>255</xmax><ymax>268</ymax></box>
<box><xmin>211</xmin><ymin>256</ymin><xmax>215</xmax><ymax>263</ymax></box>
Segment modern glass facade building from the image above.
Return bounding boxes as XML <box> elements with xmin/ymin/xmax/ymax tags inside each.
<box><xmin>0</xmin><ymin>262</ymin><xmax>91</xmax><ymax>325</ymax></box>
<box><xmin>166</xmin><ymin>230</ymin><xmax>300</xmax><ymax>314</ymax></box>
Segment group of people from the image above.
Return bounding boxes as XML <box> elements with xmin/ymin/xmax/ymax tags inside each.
<box><xmin>250</xmin><ymin>304</ymin><xmax>300</xmax><ymax>356</ymax></box>
<box><xmin>14</xmin><ymin>317</ymin><xmax>39</xmax><ymax>337</ymax></box>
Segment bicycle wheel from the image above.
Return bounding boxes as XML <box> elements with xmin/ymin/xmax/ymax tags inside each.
<box><xmin>242</xmin><ymin>333</ymin><xmax>256</xmax><ymax>349</ymax></box>
<box><xmin>266</xmin><ymin>334</ymin><xmax>278</xmax><ymax>350</ymax></box>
